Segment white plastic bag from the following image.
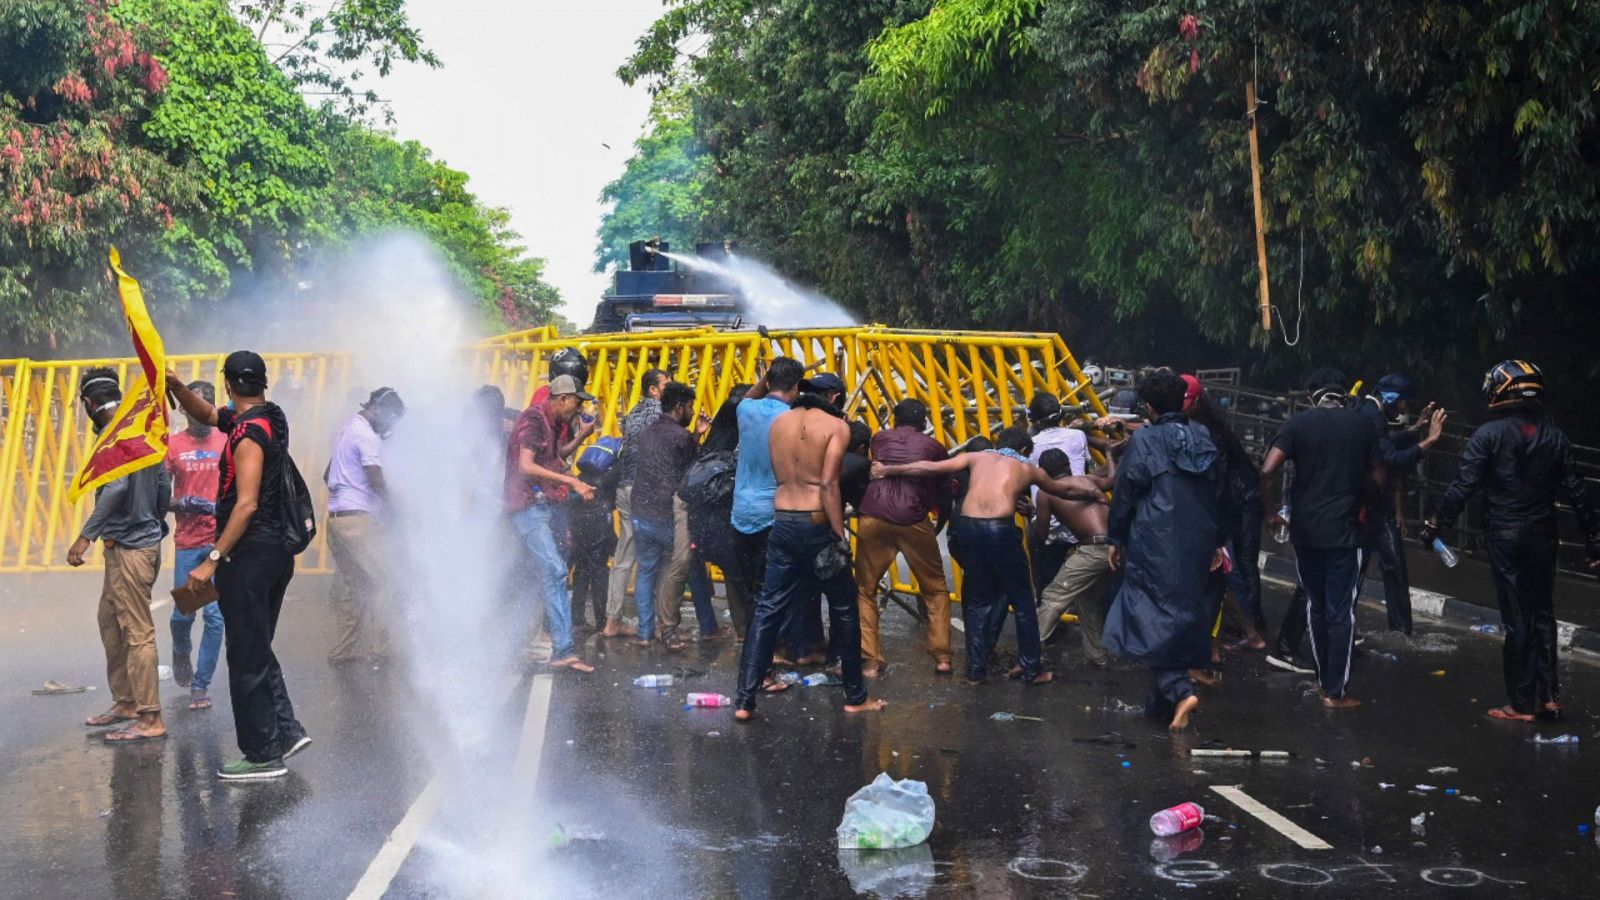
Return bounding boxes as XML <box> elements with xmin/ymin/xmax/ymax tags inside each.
<box><xmin>836</xmin><ymin>773</ymin><xmax>935</xmax><ymax>849</ymax></box>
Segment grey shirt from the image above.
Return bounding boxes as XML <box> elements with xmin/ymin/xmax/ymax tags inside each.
<box><xmin>616</xmin><ymin>397</ymin><xmax>661</xmax><ymax>488</ymax></box>
<box><xmin>80</xmin><ymin>464</ymin><xmax>171</xmax><ymax>549</ymax></box>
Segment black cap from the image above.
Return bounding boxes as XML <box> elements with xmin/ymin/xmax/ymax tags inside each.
<box><xmin>799</xmin><ymin>372</ymin><xmax>846</xmax><ymax>395</ymax></box>
<box><xmin>223</xmin><ymin>350</ymin><xmax>268</xmax><ymax>389</ymax></box>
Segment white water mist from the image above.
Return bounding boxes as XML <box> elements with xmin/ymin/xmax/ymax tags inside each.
<box><xmin>662</xmin><ymin>250</ymin><xmax>857</xmax><ymax>327</ymax></box>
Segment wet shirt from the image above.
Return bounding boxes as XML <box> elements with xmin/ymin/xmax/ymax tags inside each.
<box><xmin>504</xmin><ymin>399</ymin><xmax>569</xmax><ymax>510</ymax></box>
<box><xmin>616</xmin><ymin>397</ymin><xmax>661</xmax><ymax>488</ymax></box>
<box><xmin>631</xmin><ymin>415</ymin><xmax>698</xmax><ymax>524</ymax></box>
<box><xmin>861</xmin><ymin>427</ymin><xmax>948</xmax><ymax>525</ymax></box>
<box><xmin>1434</xmin><ymin>414</ymin><xmax>1599</xmax><ymax>535</ymax></box>
<box><xmin>1031</xmin><ymin>426</ymin><xmax>1089</xmax><ymax>544</ymax></box>
<box><xmin>80</xmin><ymin>464</ymin><xmax>170</xmax><ymax>549</ymax></box>
<box><xmin>327</xmin><ymin>413</ymin><xmax>384</xmax><ymax>514</ymax></box>
<box><xmin>732</xmin><ymin>396</ymin><xmax>790</xmax><ymax>534</ymax></box>
<box><xmin>216</xmin><ymin>403</ymin><xmax>288</xmax><ymax>545</ymax></box>
<box><xmin>166</xmin><ymin>428</ymin><xmax>226</xmax><ymax>550</ymax></box>
<box><xmin>1271</xmin><ymin>406</ymin><xmax>1380</xmax><ymax>549</ymax></box>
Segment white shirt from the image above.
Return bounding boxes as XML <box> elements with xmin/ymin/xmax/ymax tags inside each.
<box><xmin>1030</xmin><ymin>426</ymin><xmax>1089</xmax><ymax>544</ymax></box>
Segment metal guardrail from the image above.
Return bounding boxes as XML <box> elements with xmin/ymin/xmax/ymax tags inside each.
<box><xmin>1208</xmin><ymin>382</ymin><xmax>1600</xmax><ymax>578</ymax></box>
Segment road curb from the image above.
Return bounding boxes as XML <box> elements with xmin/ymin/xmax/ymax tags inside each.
<box><xmin>1259</xmin><ymin>551</ymin><xmax>1600</xmax><ymax>657</ymax></box>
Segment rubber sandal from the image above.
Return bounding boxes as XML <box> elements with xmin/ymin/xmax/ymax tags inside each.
<box><xmin>1486</xmin><ymin>706</ymin><xmax>1535</xmax><ymax>723</ymax></box>
<box><xmin>104</xmin><ymin>728</ymin><xmax>167</xmax><ymax>743</ymax></box>
<box><xmin>760</xmin><ymin>678</ymin><xmax>789</xmax><ymax>694</ymax></box>
<box><xmin>85</xmin><ymin>713</ymin><xmax>136</xmax><ymax>728</ymax></box>
<box><xmin>188</xmin><ymin>695</ymin><xmax>213</xmax><ymax>711</ymax></box>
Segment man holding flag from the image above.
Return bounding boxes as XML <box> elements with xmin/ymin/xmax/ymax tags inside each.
<box><xmin>69</xmin><ymin>368</ymin><xmax>172</xmax><ymax>743</ymax></box>
<box><xmin>67</xmin><ymin>248</ymin><xmax>174</xmax><ymax>744</ymax></box>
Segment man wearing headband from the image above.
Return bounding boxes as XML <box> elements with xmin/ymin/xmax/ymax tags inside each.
<box><xmin>1353</xmin><ymin>374</ymin><xmax>1447</xmax><ymax>635</ymax></box>
<box><xmin>325</xmin><ymin>387</ymin><xmax>407</xmax><ymax>664</ymax></box>
<box><xmin>70</xmin><ymin>368</ymin><xmax>172</xmax><ymax>745</ymax></box>
<box><xmin>1260</xmin><ymin>368</ymin><xmax>1383</xmax><ymax>710</ymax></box>
<box><xmin>168</xmin><ymin>351</ymin><xmax>311</xmax><ymax>779</ymax></box>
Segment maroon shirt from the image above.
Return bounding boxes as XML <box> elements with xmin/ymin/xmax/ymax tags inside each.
<box><xmin>504</xmin><ymin>398</ymin><xmax>569</xmax><ymax>510</ymax></box>
<box><xmin>860</xmin><ymin>426</ymin><xmax>950</xmax><ymax>525</ymax></box>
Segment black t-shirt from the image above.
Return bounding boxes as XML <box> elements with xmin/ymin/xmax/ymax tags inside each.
<box><xmin>216</xmin><ymin>402</ymin><xmax>288</xmax><ymax>545</ymax></box>
<box><xmin>1271</xmin><ymin>406</ymin><xmax>1378</xmax><ymax>549</ymax></box>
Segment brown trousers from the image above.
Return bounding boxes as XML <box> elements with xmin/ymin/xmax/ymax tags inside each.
<box><xmin>854</xmin><ymin>516</ymin><xmax>952</xmax><ymax>667</ymax></box>
<box><xmin>99</xmin><ymin>543</ymin><xmax>162</xmax><ymax>714</ymax></box>
<box><xmin>326</xmin><ymin>514</ymin><xmax>390</xmax><ymax>661</ymax></box>
<box><xmin>1037</xmin><ymin>543</ymin><xmax>1112</xmax><ymax>663</ymax></box>
<box><xmin>654</xmin><ymin>497</ymin><xmax>695</xmax><ymax>635</ymax></box>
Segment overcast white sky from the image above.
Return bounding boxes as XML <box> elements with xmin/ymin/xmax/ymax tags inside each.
<box><xmin>378</xmin><ymin>0</ymin><xmax>667</xmax><ymax>327</ymax></box>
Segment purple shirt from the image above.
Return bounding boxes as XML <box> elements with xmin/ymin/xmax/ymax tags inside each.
<box><xmin>860</xmin><ymin>427</ymin><xmax>949</xmax><ymax>525</ymax></box>
<box><xmin>328</xmin><ymin>413</ymin><xmax>384</xmax><ymax>514</ymax></box>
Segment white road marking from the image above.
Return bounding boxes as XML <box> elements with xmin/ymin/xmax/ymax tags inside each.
<box><xmin>346</xmin><ymin>674</ymin><xmax>554</xmax><ymax>900</ymax></box>
<box><xmin>1210</xmin><ymin>785</ymin><xmax>1333</xmax><ymax>850</ymax></box>
<box><xmin>151</xmin><ymin>598</ymin><xmax>170</xmax><ymax>612</ymax></box>
<box><xmin>346</xmin><ymin>777</ymin><xmax>442</xmax><ymax>900</ymax></box>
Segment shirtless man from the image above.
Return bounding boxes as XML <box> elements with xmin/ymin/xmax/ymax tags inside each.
<box><xmin>734</xmin><ymin>395</ymin><xmax>887</xmax><ymax>721</ymax></box>
<box><xmin>1033</xmin><ymin>448</ymin><xmax>1119</xmax><ymax>667</ymax></box>
<box><xmin>873</xmin><ymin>425</ymin><xmax>1107</xmax><ymax>684</ymax></box>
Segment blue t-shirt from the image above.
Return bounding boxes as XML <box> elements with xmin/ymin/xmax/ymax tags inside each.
<box><xmin>731</xmin><ymin>396</ymin><xmax>790</xmax><ymax>534</ymax></box>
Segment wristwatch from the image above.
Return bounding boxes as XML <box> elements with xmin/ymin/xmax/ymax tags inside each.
<box><xmin>208</xmin><ymin>549</ymin><xmax>223</xmax><ymax>563</ymax></box>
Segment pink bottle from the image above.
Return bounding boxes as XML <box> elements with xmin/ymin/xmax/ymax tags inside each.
<box><xmin>1149</xmin><ymin>802</ymin><xmax>1205</xmax><ymax>836</ymax></box>
<box><xmin>686</xmin><ymin>693</ymin><xmax>732</xmax><ymax>708</ymax></box>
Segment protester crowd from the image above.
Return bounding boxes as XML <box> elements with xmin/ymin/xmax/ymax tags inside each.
<box><xmin>64</xmin><ymin>348</ymin><xmax>1600</xmax><ymax>778</ymax></box>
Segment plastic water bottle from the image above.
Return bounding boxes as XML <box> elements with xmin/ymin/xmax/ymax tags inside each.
<box><xmin>686</xmin><ymin>692</ymin><xmax>732</xmax><ymax>708</ymax></box>
<box><xmin>1431</xmin><ymin>538</ymin><xmax>1460</xmax><ymax>568</ymax></box>
<box><xmin>1533</xmin><ymin>734</ymin><xmax>1579</xmax><ymax>745</ymax></box>
<box><xmin>1470</xmin><ymin>624</ymin><xmax>1499</xmax><ymax>635</ymax></box>
<box><xmin>774</xmin><ymin>671</ymin><xmax>802</xmax><ymax>686</ymax></box>
<box><xmin>1273</xmin><ymin>507</ymin><xmax>1291</xmax><ymax>544</ymax></box>
<box><xmin>632</xmin><ymin>674</ymin><xmax>673</xmax><ymax>688</ymax></box>
<box><xmin>801</xmin><ymin>673</ymin><xmax>841</xmax><ymax>686</ymax></box>
<box><xmin>1149</xmin><ymin>802</ymin><xmax>1205</xmax><ymax>836</ymax></box>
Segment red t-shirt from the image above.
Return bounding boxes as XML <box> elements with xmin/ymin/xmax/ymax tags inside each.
<box><xmin>166</xmin><ymin>428</ymin><xmax>227</xmax><ymax>550</ymax></box>
<box><xmin>504</xmin><ymin>399</ymin><xmax>569</xmax><ymax>510</ymax></box>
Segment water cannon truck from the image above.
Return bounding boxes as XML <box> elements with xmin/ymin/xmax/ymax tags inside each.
<box><xmin>588</xmin><ymin>238</ymin><xmax>744</xmax><ymax>333</ymax></box>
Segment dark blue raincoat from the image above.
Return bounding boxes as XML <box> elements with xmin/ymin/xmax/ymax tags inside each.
<box><xmin>1102</xmin><ymin>413</ymin><xmax>1228</xmax><ymax>669</ymax></box>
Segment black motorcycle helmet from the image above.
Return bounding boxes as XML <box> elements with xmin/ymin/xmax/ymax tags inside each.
<box><xmin>1482</xmin><ymin>359</ymin><xmax>1543</xmax><ymax>410</ymax></box>
<box><xmin>549</xmin><ymin>348</ymin><xmax>589</xmax><ymax>388</ymax></box>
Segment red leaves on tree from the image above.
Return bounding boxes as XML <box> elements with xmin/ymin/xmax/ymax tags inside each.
<box><xmin>1179</xmin><ymin>14</ymin><xmax>1200</xmax><ymax>42</ymax></box>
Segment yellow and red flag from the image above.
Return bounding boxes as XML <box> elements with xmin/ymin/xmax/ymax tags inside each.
<box><xmin>67</xmin><ymin>247</ymin><xmax>169</xmax><ymax>502</ymax></box>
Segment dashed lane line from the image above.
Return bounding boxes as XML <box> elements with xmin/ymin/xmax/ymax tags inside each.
<box><xmin>1210</xmin><ymin>784</ymin><xmax>1334</xmax><ymax>850</ymax></box>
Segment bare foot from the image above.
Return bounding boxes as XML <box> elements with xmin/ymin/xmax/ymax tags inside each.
<box><xmin>1322</xmin><ymin>695</ymin><xmax>1362</xmax><ymax>710</ymax></box>
<box><xmin>760</xmin><ymin>677</ymin><xmax>789</xmax><ymax>694</ymax></box>
<box><xmin>771</xmin><ymin>654</ymin><xmax>796</xmax><ymax>668</ymax></box>
<box><xmin>1169</xmin><ymin>695</ymin><xmax>1200</xmax><ymax>730</ymax></box>
<box><xmin>630</xmin><ymin>638</ymin><xmax>653</xmax><ymax>648</ymax></box>
<box><xmin>1025</xmin><ymin>670</ymin><xmax>1055</xmax><ymax>686</ymax></box>
<box><xmin>862</xmin><ymin>667</ymin><xmax>880</xmax><ymax>679</ymax></box>
<box><xmin>795</xmin><ymin>653</ymin><xmax>828</xmax><ymax>666</ymax></box>
<box><xmin>1539</xmin><ymin>701</ymin><xmax>1564</xmax><ymax>721</ymax></box>
<box><xmin>844</xmin><ymin>699</ymin><xmax>888</xmax><ymax>714</ymax></box>
<box><xmin>1189</xmin><ymin>668</ymin><xmax>1220</xmax><ymax>687</ymax></box>
<box><xmin>550</xmin><ymin>656</ymin><xmax>595</xmax><ymax>674</ymax></box>
<box><xmin>601</xmin><ymin>621</ymin><xmax>631</xmax><ymax>638</ymax></box>
<box><xmin>934</xmin><ymin>662</ymin><xmax>952</xmax><ymax>674</ymax></box>
<box><xmin>1225</xmin><ymin>636</ymin><xmax>1268</xmax><ymax>652</ymax></box>
<box><xmin>734</xmin><ymin>708</ymin><xmax>754</xmax><ymax>723</ymax></box>
<box><xmin>86</xmin><ymin>705</ymin><xmax>137</xmax><ymax>727</ymax></box>
<box><xmin>1486</xmin><ymin>704</ymin><xmax>1533</xmax><ymax>722</ymax></box>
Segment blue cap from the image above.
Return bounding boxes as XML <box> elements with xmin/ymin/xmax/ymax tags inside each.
<box><xmin>1375</xmin><ymin>373</ymin><xmax>1416</xmax><ymax>404</ymax></box>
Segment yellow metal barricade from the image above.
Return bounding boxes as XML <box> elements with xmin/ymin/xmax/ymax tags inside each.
<box><xmin>0</xmin><ymin>354</ymin><xmax>347</xmax><ymax>573</ymax></box>
<box><xmin>2</xmin><ymin>327</ymin><xmax>1106</xmax><ymax>588</ymax></box>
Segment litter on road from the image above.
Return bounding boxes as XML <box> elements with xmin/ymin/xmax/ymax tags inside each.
<box><xmin>836</xmin><ymin>774</ymin><xmax>935</xmax><ymax>850</ymax></box>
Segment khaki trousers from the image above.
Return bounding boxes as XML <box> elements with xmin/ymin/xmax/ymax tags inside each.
<box><xmin>99</xmin><ymin>543</ymin><xmax>162</xmax><ymax>714</ymax></box>
<box><xmin>1038</xmin><ymin>543</ymin><xmax>1112</xmax><ymax>662</ymax></box>
<box><xmin>326</xmin><ymin>514</ymin><xmax>390</xmax><ymax>661</ymax></box>
<box><xmin>655</xmin><ymin>497</ymin><xmax>693</xmax><ymax>634</ymax></box>
<box><xmin>605</xmin><ymin>484</ymin><xmax>637</xmax><ymax>623</ymax></box>
<box><xmin>854</xmin><ymin>516</ymin><xmax>952</xmax><ymax>667</ymax></box>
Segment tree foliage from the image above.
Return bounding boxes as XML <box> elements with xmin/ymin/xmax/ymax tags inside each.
<box><xmin>0</xmin><ymin>0</ymin><xmax>557</xmax><ymax>353</ymax></box>
<box><xmin>614</xmin><ymin>0</ymin><xmax>1600</xmax><ymax>426</ymax></box>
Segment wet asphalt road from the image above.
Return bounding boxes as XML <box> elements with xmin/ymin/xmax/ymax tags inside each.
<box><xmin>2</xmin><ymin>570</ymin><xmax>1598</xmax><ymax>899</ymax></box>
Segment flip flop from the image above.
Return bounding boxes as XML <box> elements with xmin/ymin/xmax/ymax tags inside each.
<box><xmin>34</xmin><ymin>680</ymin><xmax>89</xmax><ymax>695</ymax></box>
<box><xmin>760</xmin><ymin>678</ymin><xmax>789</xmax><ymax>694</ymax></box>
<box><xmin>85</xmin><ymin>713</ymin><xmax>136</xmax><ymax>728</ymax></box>
<box><xmin>1486</xmin><ymin>706</ymin><xmax>1535</xmax><ymax>723</ymax></box>
<box><xmin>549</xmin><ymin>657</ymin><xmax>596</xmax><ymax>674</ymax></box>
<box><xmin>188</xmin><ymin>695</ymin><xmax>213</xmax><ymax>711</ymax></box>
<box><xmin>104</xmin><ymin>728</ymin><xmax>166</xmax><ymax>743</ymax></box>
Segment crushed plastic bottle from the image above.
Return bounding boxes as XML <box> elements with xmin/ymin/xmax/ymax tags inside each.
<box><xmin>802</xmin><ymin>673</ymin><xmax>842</xmax><ymax>687</ymax></box>
<box><xmin>1273</xmin><ymin>506</ymin><xmax>1291</xmax><ymax>544</ymax></box>
<box><xmin>633</xmin><ymin>674</ymin><xmax>674</xmax><ymax>688</ymax></box>
<box><xmin>1532</xmin><ymin>734</ymin><xmax>1580</xmax><ymax>745</ymax></box>
<box><xmin>1150</xmin><ymin>802</ymin><xmax>1205</xmax><ymax>837</ymax></box>
<box><xmin>1430</xmin><ymin>537</ymin><xmax>1460</xmax><ymax>568</ymax></box>
<box><xmin>1470</xmin><ymin>624</ymin><xmax>1500</xmax><ymax>635</ymax></box>
<box><xmin>774</xmin><ymin>671</ymin><xmax>802</xmax><ymax>686</ymax></box>
<box><xmin>157</xmin><ymin>665</ymin><xmax>173</xmax><ymax>682</ymax></box>
<box><xmin>686</xmin><ymin>692</ymin><xmax>732</xmax><ymax>708</ymax></box>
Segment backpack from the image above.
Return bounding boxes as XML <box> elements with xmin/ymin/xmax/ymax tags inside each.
<box><xmin>233</xmin><ymin>411</ymin><xmax>317</xmax><ymax>556</ymax></box>
<box><xmin>577</xmin><ymin>436</ymin><xmax>624</xmax><ymax>476</ymax></box>
<box><xmin>680</xmin><ymin>450</ymin><xmax>736</xmax><ymax>508</ymax></box>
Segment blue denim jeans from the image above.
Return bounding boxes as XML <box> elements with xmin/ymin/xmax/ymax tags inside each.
<box><xmin>630</xmin><ymin>516</ymin><xmax>673</xmax><ymax>641</ymax></box>
<box><xmin>171</xmin><ymin>545</ymin><xmax>224</xmax><ymax>691</ymax></box>
<box><xmin>687</xmin><ymin>556</ymin><xmax>719</xmax><ymax>635</ymax></box>
<box><xmin>735</xmin><ymin>512</ymin><xmax>867</xmax><ymax>710</ymax></box>
<box><xmin>512</xmin><ymin>501</ymin><xmax>577</xmax><ymax>660</ymax></box>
